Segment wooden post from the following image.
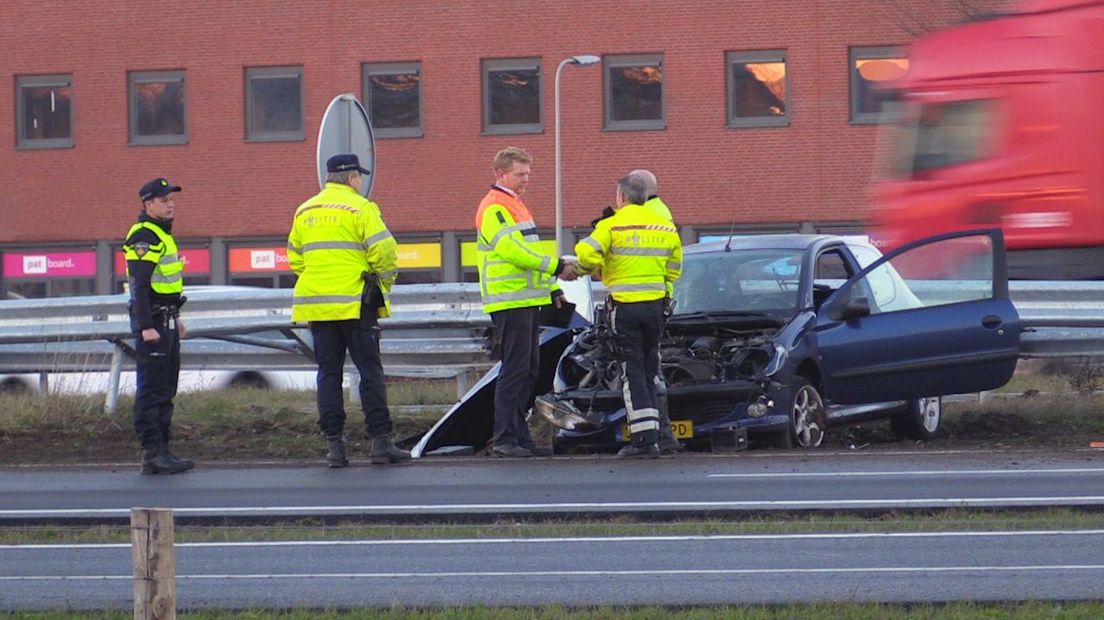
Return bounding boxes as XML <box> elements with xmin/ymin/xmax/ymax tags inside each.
<box><xmin>131</xmin><ymin>507</ymin><xmax>176</xmax><ymax>620</ymax></box>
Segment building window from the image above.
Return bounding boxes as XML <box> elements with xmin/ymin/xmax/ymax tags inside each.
<box><xmin>244</xmin><ymin>66</ymin><xmax>304</xmax><ymax>141</ymax></box>
<box><xmin>363</xmin><ymin>62</ymin><xmax>422</xmax><ymax>139</ymax></box>
<box><xmin>604</xmin><ymin>54</ymin><xmax>664</xmax><ymax>131</ymax></box>
<box><xmin>850</xmin><ymin>47</ymin><xmax>908</xmax><ymax>124</ymax></box>
<box><xmin>128</xmin><ymin>70</ymin><xmax>187</xmax><ymax>145</ymax></box>
<box><xmin>16</xmin><ymin>74</ymin><xmax>73</xmax><ymax>149</ymax></box>
<box><xmin>727</xmin><ymin>51</ymin><xmax>788</xmax><ymax>128</ymax></box>
<box><xmin>482</xmin><ymin>58</ymin><xmax>542</xmax><ymax>135</ymax></box>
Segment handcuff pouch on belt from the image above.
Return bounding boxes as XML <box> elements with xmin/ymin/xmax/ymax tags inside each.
<box><xmin>361</xmin><ymin>272</ymin><xmax>384</xmax><ymax>314</ymax></box>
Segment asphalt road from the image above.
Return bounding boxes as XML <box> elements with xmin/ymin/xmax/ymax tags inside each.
<box><xmin>1</xmin><ymin>448</ymin><xmax>1103</xmax><ymax>521</ymax></box>
<box><xmin>3</xmin><ymin>529</ymin><xmax>1103</xmax><ymax>609</ymax></box>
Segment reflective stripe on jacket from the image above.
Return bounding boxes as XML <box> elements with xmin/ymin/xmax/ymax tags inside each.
<box><xmin>287</xmin><ymin>183</ymin><xmax>398</xmax><ymax>322</ymax></box>
<box><xmin>123</xmin><ymin>221</ymin><xmax>183</xmax><ymax>295</ymax></box>
<box><xmin>575</xmin><ymin>203</ymin><xmax>682</xmax><ymax>303</ymax></box>
<box><xmin>475</xmin><ymin>186</ymin><xmax>560</xmax><ymax>314</ymax></box>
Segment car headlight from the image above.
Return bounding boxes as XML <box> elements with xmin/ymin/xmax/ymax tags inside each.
<box><xmin>533</xmin><ymin>395</ymin><xmax>604</xmax><ymax>430</ymax></box>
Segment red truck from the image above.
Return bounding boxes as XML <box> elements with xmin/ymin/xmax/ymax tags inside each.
<box><xmin>868</xmin><ymin>0</ymin><xmax>1104</xmax><ymax>279</ymax></box>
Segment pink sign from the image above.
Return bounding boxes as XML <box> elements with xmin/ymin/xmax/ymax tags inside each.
<box><xmin>3</xmin><ymin>251</ymin><xmax>97</xmax><ymax>278</ymax></box>
<box><xmin>114</xmin><ymin>248</ymin><xmax>211</xmax><ymax>275</ymax></box>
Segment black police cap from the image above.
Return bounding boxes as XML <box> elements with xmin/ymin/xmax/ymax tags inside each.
<box><xmin>326</xmin><ymin>154</ymin><xmax>371</xmax><ymax>175</ymax></box>
<box><xmin>139</xmin><ymin>177</ymin><xmax>182</xmax><ymax>202</ymax></box>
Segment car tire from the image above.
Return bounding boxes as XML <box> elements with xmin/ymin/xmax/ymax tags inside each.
<box><xmin>891</xmin><ymin>396</ymin><xmax>941</xmax><ymax>441</ymax></box>
<box><xmin>773</xmin><ymin>377</ymin><xmax>826</xmax><ymax>449</ymax></box>
<box><xmin>0</xmin><ymin>377</ymin><xmax>33</xmax><ymax>395</ymax></box>
<box><xmin>227</xmin><ymin>371</ymin><xmax>271</xmax><ymax>390</ymax></box>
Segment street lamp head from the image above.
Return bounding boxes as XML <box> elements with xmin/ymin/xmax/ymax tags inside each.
<box><xmin>570</xmin><ymin>55</ymin><xmax>601</xmax><ymax>66</ymax></box>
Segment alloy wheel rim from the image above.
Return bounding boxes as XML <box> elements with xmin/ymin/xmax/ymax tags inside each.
<box><xmin>793</xmin><ymin>386</ymin><xmax>825</xmax><ymax>448</ymax></box>
<box><xmin>919</xmin><ymin>397</ymin><xmax>941</xmax><ymax>433</ymax></box>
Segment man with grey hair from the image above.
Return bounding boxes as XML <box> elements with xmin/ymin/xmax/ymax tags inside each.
<box><xmin>574</xmin><ymin>174</ymin><xmax>682</xmax><ymax>458</ymax></box>
<box><xmin>629</xmin><ymin>169</ymin><xmax>673</xmax><ymax>222</ymax></box>
<box><xmin>624</xmin><ymin>169</ymin><xmax>682</xmax><ymax>454</ymax></box>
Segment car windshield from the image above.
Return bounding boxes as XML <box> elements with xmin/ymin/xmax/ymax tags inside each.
<box><xmin>673</xmin><ymin>249</ymin><xmax>803</xmax><ymax>317</ymax></box>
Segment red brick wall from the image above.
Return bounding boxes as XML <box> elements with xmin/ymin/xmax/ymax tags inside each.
<box><xmin>0</xmin><ymin>0</ymin><xmax>1007</xmax><ymax>244</ymax></box>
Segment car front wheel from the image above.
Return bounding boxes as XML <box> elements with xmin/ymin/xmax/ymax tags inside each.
<box><xmin>773</xmin><ymin>377</ymin><xmax>826</xmax><ymax>449</ymax></box>
<box><xmin>891</xmin><ymin>396</ymin><xmax>942</xmax><ymax>441</ymax></box>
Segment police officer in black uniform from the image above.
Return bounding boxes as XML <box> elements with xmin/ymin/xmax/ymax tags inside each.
<box><xmin>124</xmin><ymin>177</ymin><xmax>193</xmax><ymax>475</ymax></box>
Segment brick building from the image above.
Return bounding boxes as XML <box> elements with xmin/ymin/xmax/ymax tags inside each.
<box><xmin>0</xmin><ymin>0</ymin><xmax>1005</xmax><ymax>296</ymax></box>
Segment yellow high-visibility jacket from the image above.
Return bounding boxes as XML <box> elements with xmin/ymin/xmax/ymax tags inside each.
<box><xmin>475</xmin><ymin>186</ymin><xmax>561</xmax><ymax>314</ymax></box>
<box><xmin>575</xmin><ymin>203</ymin><xmax>682</xmax><ymax>303</ymax></box>
<box><xmin>123</xmin><ymin>220</ymin><xmax>183</xmax><ymax>296</ymax></box>
<box><xmin>287</xmin><ymin>183</ymin><xmax>398</xmax><ymax>322</ymax></box>
<box><xmin>642</xmin><ymin>196</ymin><xmax>673</xmax><ymax>222</ymax></box>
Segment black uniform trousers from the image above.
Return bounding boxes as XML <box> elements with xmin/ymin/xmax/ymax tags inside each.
<box><xmin>311</xmin><ymin>312</ymin><xmax>392</xmax><ymax>438</ymax></box>
<box><xmin>133</xmin><ymin>310</ymin><xmax>181</xmax><ymax>448</ymax></box>
<box><xmin>610</xmin><ymin>299</ymin><xmax>666</xmax><ymax>445</ymax></box>
<box><xmin>490</xmin><ymin>306</ymin><xmax>540</xmax><ymax>449</ymax></box>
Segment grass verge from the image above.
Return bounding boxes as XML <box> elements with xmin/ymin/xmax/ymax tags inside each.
<box><xmin>3</xmin><ymin>602</ymin><xmax>1104</xmax><ymax>619</ymax></box>
<box><xmin>0</xmin><ymin>381</ymin><xmax>453</xmax><ymax>464</ymax></box>
<box><xmin>2</xmin><ymin>508</ymin><xmax>1103</xmax><ymax>545</ymax></box>
<box><xmin>3</xmin><ymin>370</ymin><xmax>1104</xmax><ymax>464</ymax></box>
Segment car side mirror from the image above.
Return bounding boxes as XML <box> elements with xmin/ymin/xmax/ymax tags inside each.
<box><xmin>830</xmin><ymin>296</ymin><xmax>871</xmax><ymax>321</ymax></box>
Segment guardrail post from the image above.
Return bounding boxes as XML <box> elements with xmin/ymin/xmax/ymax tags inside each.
<box><xmin>456</xmin><ymin>368</ymin><xmax>482</xmax><ymax>400</ymax></box>
<box><xmin>105</xmin><ymin>341</ymin><xmax>125</xmax><ymax>415</ymax></box>
<box><xmin>131</xmin><ymin>507</ymin><xmax>176</xmax><ymax>620</ymax></box>
<box><xmin>347</xmin><ymin>371</ymin><xmax>360</xmax><ymax>406</ymax></box>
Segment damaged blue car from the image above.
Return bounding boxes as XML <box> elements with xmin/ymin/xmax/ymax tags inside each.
<box><xmin>533</xmin><ymin>229</ymin><xmax>1021</xmax><ymax>452</ymax></box>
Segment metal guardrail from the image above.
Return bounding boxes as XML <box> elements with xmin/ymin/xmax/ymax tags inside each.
<box><xmin>2</xmin><ymin>280</ymin><xmax>1104</xmax><ymax>404</ymax></box>
<box><xmin>0</xmin><ymin>284</ymin><xmax>495</xmax><ymax>410</ymax></box>
<box><xmin>1011</xmin><ymin>281</ymin><xmax>1104</xmax><ymax>357</ymax></box>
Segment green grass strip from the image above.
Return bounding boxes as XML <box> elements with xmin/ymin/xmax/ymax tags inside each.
<box><xmin>4</xmin><ymin>601</ymin><xmax>1104</xmax><ymax>619</ymax></box>
<box><xmin>3</xmin><ymin>508</ymin><xmax>1103</xmax><ymax>545</ymax></box>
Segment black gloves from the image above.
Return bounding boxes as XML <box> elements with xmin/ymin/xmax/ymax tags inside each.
<box><xmin>590</xmin><ymin>205</ymin><xmax>616</xmax><ymax>228</ymax></box>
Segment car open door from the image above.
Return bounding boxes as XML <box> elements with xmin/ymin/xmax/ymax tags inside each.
<box><xmin>815</xmin><ymin>229</ymin><xmax>1020</xmax><ymax>404</ymax></box>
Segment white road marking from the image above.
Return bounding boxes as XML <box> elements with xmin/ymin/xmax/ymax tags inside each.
<box><xmin>707</xmin><ymin>468</ymin><xmax>1104</xmax><ymax>478</ymax></box>
<box><xmin>3</xmin><ymin>529</ymin><xmax>1104</xmax><ymax>550</ymax></box>
<box><xmin>4</xmin><ymin>564</ymin><xmax>1104</xmax><ymax>581</ymax></box>
<box><xmin>4</xmin><ymin>496</ymin><xmax>1104</xmax><ymax>518</ymax></box>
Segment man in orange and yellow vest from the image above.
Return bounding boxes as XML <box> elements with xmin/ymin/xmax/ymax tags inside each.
<box><xmin>475</xmin><ymin>146</ymin><xmax>577</xmax><ymax>458</ymax></box>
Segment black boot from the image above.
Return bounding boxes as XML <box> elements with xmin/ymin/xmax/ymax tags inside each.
<box><xmin>141</xmin><ymin>442</ymin><xmax>191</xmax><ymax>475</ymax></box>
<box><xmin>326</xmin><ymin>435</ymin><xmax>349</xmax><ymax>468</ymax></box>
<box><xmin>617</xmin><ymin>442</ymin><xmax>659</xmax><ymax>459</ymax></box>
<box><xmin>657</xmin><ymin>394</ymin><xmax>683</xmax><ymax>455</ymax></box>
<box><xmin>617</xmin><ymin>429</ymin><xmax>660</xmax><ymax>459</ymax></box>
<box><xmin>371</xmin><ymin>434</ymin><xmax>411</xmax><ymax>465</ymax></box>
<box><xmin>162</xmin><ymin>432</ymin><xmax>195</xmax><ymax>470</ymax></box>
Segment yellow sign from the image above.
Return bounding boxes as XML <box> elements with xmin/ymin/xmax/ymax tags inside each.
<box><xmin>396</xmin><ymin>242</ymin><xmax>441</xmax><ymax>269</ymax></box>
<box><xmin>461</xmin><ymin>240</ymin><xmax>558</xmax><ymax>268</ymax></box>
<box><xmin>622</xmin><ymin>420</ymin><xmax>694</xmax><ymax>441</ymax></box>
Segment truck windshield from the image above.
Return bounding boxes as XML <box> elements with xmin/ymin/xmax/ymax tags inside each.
<box><xmin>881</xmin><ymin>99</ymin><xmax>993</xmax><ymax>179</ymax></box>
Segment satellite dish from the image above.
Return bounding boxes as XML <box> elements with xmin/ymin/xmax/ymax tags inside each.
<box><xmin>316</xmin><ymin>94</ymin><xmax>376</xmax><ymax>197</ymax></box>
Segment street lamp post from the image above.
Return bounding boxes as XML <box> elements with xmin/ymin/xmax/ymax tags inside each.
<box><xmin>554</xmin><ymin>54</ymin><xmax>600</xmax><ymax>257</ymax></box>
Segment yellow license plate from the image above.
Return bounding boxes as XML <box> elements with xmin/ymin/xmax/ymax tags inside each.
<box><xmin>622</xmin><ymin>420</ymin><xmax>694</xmax><ymax>441</ymax></box>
